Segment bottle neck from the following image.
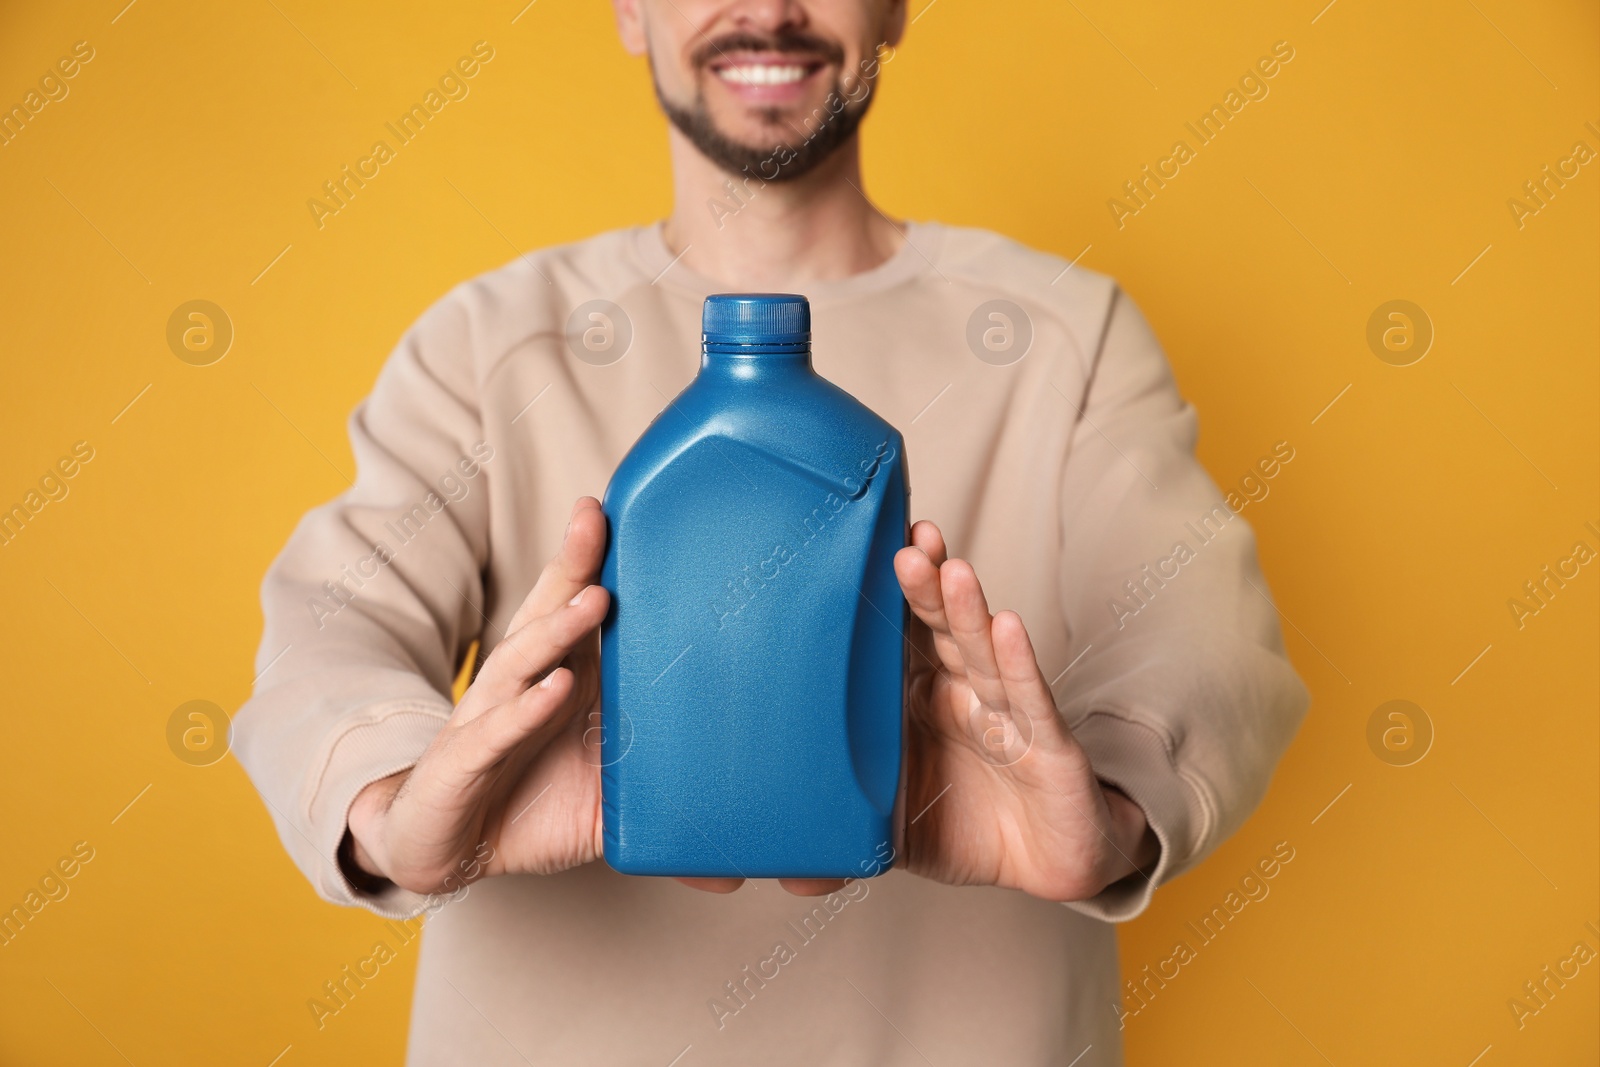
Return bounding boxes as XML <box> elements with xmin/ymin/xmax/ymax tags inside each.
<box><xmin>700</xmin><ymin>343</ymin><xmax>814</xmax><ymax>379</ymax></box>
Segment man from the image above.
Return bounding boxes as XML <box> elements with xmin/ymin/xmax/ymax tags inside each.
<box><xmin>235</xmin><ymin>1</ymin><xmax>1308</xmax><ymax>1062</ymax></box>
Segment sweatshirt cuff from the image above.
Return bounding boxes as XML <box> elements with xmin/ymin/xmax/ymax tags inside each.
<box><xmin>305</xmin><ymin>701</ymin><xmax>452</xmax><ymax>920</ymax></box>
<box><xmin>1062</xmin><ymin>711</ymin><xmax>1209</xmax><ymax>923</ymax></box>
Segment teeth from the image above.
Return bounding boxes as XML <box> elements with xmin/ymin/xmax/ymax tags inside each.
<box><xmin>717</xmin><ymin>64</ymin><xmax>808</xmax><ymax>86</ymax></box>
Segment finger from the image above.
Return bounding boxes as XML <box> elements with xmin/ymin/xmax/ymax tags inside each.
<box><xmin>428</xmin><ymin>668</ymin><xmax>579</xmax><ymax>791</ymax></box>
<box><xmin>779</xmin><ymin>878</ymin><xmax>847</xmax><ymax>897</ymax></box>
<box><xmin>895</xmin><ymin>545</ymin><xmax>965</xmax><ymax>674</ymax></box>
<box><xmin>675</xmin><ymin>877</ymin><xmax>745</xmax><ymax>893</ymax></box>
<box><xmin>894</xmin><ymin>545</ymin><xmax>944</xmax><ymax>627</ymax></box>
<box><xmin>992</xmin><ymin>610</ymin><xmax>1079</xmax><ymax>757</ymax></box>
<box><xmin>910</xmin><ymin>520</ymin><xmax>948</xmax><ymax>567</ymax></box>
<box><xmin>939</xmin><ymin>559</ymin><xmax>1010</xmax><ymax>713</ymax></box>
<box><xmin>507</xmin><ymin>497</ymin><xmax>607</xmax><ymax>633</ymax></box>
<box><xmin>470</xmin><ymin>585</ymin><xmax>610</xmax><ymax>709</ymax></box>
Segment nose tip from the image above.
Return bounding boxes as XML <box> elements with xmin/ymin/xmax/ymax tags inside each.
<box><xmin>727</xmin><ymin>0</ymin><xmax>807</xmax><ymax>31</ymax></box>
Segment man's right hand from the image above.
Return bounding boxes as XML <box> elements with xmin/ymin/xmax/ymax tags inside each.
<box><xmin>345</xmin><ymin>497</ymin><xmax>611</xmax><ymax>895</ymax></box>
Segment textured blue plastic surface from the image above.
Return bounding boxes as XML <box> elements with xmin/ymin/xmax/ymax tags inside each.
<box><xmin>701</xmin><ymin>291</ymin><xmax>811</xmax><ymax>346</ymax></box>
<box><xmin>599</xmin><ymin>293</ymin><xmax>908</xmax><ymax>879</ymax></box>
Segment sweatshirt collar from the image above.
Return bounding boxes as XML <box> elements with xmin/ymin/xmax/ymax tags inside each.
<box><xmin>631</xmin><ymin>219</ymin><xmax>940</xmax><ymax>307</ymax></box>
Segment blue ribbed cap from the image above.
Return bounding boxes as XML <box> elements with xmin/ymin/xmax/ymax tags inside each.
<box><xmin>702</xmin><ymin>293</ymin><xmax>810</xmax><ymax>348</ymax></box>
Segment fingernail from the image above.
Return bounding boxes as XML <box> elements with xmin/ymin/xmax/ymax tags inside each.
<box><xmin>569</xmin><ymin>588</ymin><xmax>587</xmax><ymax>607</ymax></box>
<box><xmin>539</xmin><ymin>672</ymin><xmax>555</xmax><ymax>689</ymax></box>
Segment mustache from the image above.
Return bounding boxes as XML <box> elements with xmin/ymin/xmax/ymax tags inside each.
<box><xmin>692</xmin><ymin>30</ymin><xmax>845</xmax><ymax>70</ymax></box>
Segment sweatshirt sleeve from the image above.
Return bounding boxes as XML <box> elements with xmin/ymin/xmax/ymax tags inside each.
<box><xmin>1056</xmin><ymin>288</ymin><xmax>1310</xmax><ymax>923</ymax></box>
<box><xmin>232</xmin><ymin>290</ymin><xmax>491</xmax><ymax>920</ymax></box>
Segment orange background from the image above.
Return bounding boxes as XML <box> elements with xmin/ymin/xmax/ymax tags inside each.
<box><xmin>0</xmin><ymin>1</ymin><xmax>1595</xmax><ymax>1063</ymax></box>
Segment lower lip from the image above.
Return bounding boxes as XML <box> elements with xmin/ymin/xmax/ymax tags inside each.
<box><xmin>710</xmin><ymin>65</ymin><xmax>825</xmax><ymax>104</ymax></box>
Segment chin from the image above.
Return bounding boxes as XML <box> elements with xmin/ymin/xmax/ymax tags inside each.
<box><xmin>705</xmin><ymin>83</ymin><xmax>831</xmax><ymax>127</ymax></box>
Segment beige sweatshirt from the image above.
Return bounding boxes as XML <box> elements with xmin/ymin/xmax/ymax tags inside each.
<box><xmin>235</xmin><ymin>221</ymin><xmax>1308</xmax><ymax>1066</ymax></box>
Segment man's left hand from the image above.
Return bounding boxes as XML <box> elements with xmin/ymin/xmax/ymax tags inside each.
<box><xmin>779</xmin><ymin>519</ymin><xmax>1160</xmax><ymax>901</ymax></box>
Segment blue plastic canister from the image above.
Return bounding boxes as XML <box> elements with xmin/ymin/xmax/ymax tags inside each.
<box><xmin>600</xmin><ymin>293</ymin><xmax>908</xmax><ymax>879</ymax></box>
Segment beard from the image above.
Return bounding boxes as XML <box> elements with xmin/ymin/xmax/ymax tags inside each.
<box><xmin>651</xmin><ymin>31</ymin><xmax>875</xmax><ymax>183</ymax></box>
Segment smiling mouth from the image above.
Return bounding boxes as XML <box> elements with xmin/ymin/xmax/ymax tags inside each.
<box><xmin>714</xmin><ymin>61</ymin><xmax>818</xmax><ymax>86</ymax></box>
<box><xmin>709</xmin><ymin>54</ymin><xmax>829</xmax><ymax>90</ymax></box>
